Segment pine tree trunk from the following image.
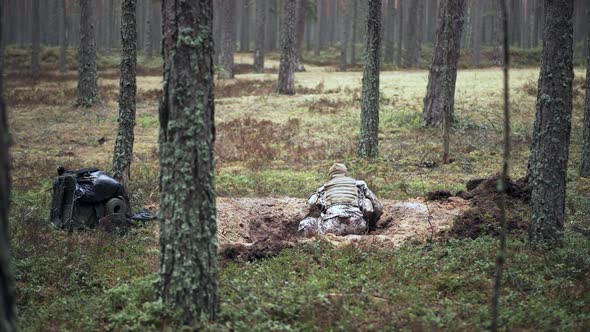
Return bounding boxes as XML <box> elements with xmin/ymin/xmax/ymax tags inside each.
<box><xmin>144</xmin><ymin>1</ymin><xmax>153</xmax><ymax>59</ymax></box>
<box><xmin>315</xmin><ymin>0</ymin><xmax>322</xmax><ymax>57</ymax></box>
<box><xmin>294</xmin><ymin>0</ymin><xmax>307</xmax><ymax>72</ymax></box>
<box><xmin>219</xmin><ymin>0</ymin><xmax>235</xmax><ymax>79</ymax></box>
<box><xmin>396</xmin><ymin>0</ymin><xmax>403</xmax><ymax>67</ymax></box>
<box><xmin>77</xmin><ymin>0</ymin><xmax>98</xmax><ymax>107</ymax></box>
<box><xmin>106</xmin><ymin>0</ymin><xmax>114</xmax><ymax>52</ymax></box>
<box><xmin>112</xmin><ymin>0</ymin><xmax>137</xmax><ymax>192</ymax></box>
<box><xmin>472</xmin><ymin>0</ymin><xmax>482</xmax><ymax>67</ymax></box>
<box><xmin>358</xmin><ymin>0</ymin><xmax>382</xmax><ymax>158</ymax></box>
<box><xmin>384</xmin><ymin>0</ymin><xmax>395</xmax><ymax>64</ymax></box>
<box><xmin>31</xmin><ymin>0</ymin><xmax>40</xmax><ymax>78</ymax></box>
<box><xmin>339</xmin><ymin>0</ymin><xmax>349</xmax><ymax>71</ymax></box>
<box><xmin>240</xmin><ymin>0</ymin><xmax>251</xmax><ymax>52</ymax></box>
<box><xmin>423</xmin><ymin>0</ymin><xmax>466</xmax><ymax>127</ymax></box>
<box><xmin>158</xmin><ymin>0</ymin><xmax>218</xmax><ymax>323</ymax></box>
<box><xmin>404</xmin><ymin>0</ymin><xmax>423</xmax><ymax>68</ymax></box>
<box><xmin>0</xmin><ymin>0</ymin><xmax>17</xmax><ymax>328</ymax></box>
<box><xmin>59</xmin><ymin>0</ymin><xmax>67</xmax><ymax>72</ymax></box>
<box><xmin>254</xmin><ymin>0</ymin><xmax>266</xmax><ymax>73</ymax></box>
<box><xmin>277</xmin><ymin>0</ymin><xmax>297</xmax><ymax>95</ymax></box>
<box><xmin>528</xmin><ymin>0</ymin><xmax>574</xmax><ymax>242</ymax></box>
<box><xmin>350</xmin><ymin>0</ymin><xmax>358</xmax><ymax>64</ymax></box>
<box><xmin>266</xmin><ymin>0</ymin><xmax>277</xmax><ymax>51</ymax></box>
<box><xmin>582</xmin><ymin>29</ymin><xmax>590</xmax><ymax>177</ymax></box>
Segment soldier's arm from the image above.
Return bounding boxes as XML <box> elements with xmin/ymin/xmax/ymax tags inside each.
<box><xmin>357</xmin><ymin>181</ymin><xmax>384</xmax><ymax>216</ymax></box>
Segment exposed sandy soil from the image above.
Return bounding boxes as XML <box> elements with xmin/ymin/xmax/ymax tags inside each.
<box><xmin>217</xmin><ymin>196</ymin><xmax>471</xmax><ymax>260</ymax></box>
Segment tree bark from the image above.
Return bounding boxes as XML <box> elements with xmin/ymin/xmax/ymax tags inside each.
<box><xmin>528</xmin><ymin>0</ymin><xmax>574</xmax><ymax>242</ymax></box>
<box><xmin>582</xmin><ymin>30</ymin><xmax>590</xmax><ymax>176</ymax></box>
<box><xmin>254</xmin><ymin>0</ymin><xmax>266</xmax><ymax>73</ymax></box>
<box><xmin>277</xmin><ymin>0</ymin><xmax>297</xmax><ymax>95</ymax></box>
<box><xmin>396</xmin><ymin>0</ymin><xmax>403</xmax><ymax>67</ymax></box>
<box><xmin>358</xmin><ymin>0</ymin><xmax>382</xmax><ymax>158</ymax></box>
<box><xmin>294</xmin><ymin>0</ymin><xmax>307</xmax><ymax>72</ymax></box>
<box><xmin>266</xmin><ymin>0</ymin><xmax>277</xmax><ymax>51</ymax></box>
<box><xmin>339</xmin><ymin>0</ymin><xmax>350</xmax><ymax>71</ymax></box>
<box><xmin>112</xmin><ymin>0</ymin><xmax>137</xmax><ymax>193</ymax></box>
<box><xmin>404</xmin><ymin>0</ymin><xmax>423</xmax><ymax>68</ymax></box>
<box><xmin>240</xmin><ymin>0</ymin><xmax>251</xmax><ymax>51</ymax></box>
<box><xmin>158</xmin><ymin>0</ymin><xmax>218</xmax><ymax>323</ymax></box>
<box><xmin>219</xmin><ymin>0</ymin><xmax>235</xmax><ymax>79</ymax></box>
<box><xmin>472</xmin><ymin>0</ymin><xmax>482</xmax><ymax>67</ymax></box>
<box><xmin>423</xmin><ymin>0</ymin><xmax>466</xmax><ymax>127</ymax></box>
<box><xmin>31</xmin><ymin>0</ymin><xmax>40</xmax><ymax>78</ymax></box>
<box><xmin>144</xmin><ymin>0</ymin><xmax>153</xmax><ymax>59</ymax></box>
<box><xmin>59</xmin><ymin>0</ymin><xmax>68</xmax><ymax>72</ymax></box>
<box><xmin>0</xmin><ymin>0</ymin><xmax>17</xmax><ymax>328</ymax></box>
<box><xmin>315</xmin><ymin>0</ymin><xmax>322</xmax><ymax>57</ymax></box>
<box><xmin>77</xmin><ymin>0</ymin><xmax>98</xmax><ymax>107</ymax></box>
<box><xmin>384</xmin><ymin>0</ymin><xmax>395</xmax><ymax>64</ymax></box>
<box><xmin>350</xmin><ymin>0</ymin><xmax>358</xmax><ymax>64</ymax></box>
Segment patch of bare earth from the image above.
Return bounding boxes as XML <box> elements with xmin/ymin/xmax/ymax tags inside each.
<box><xmin>217</xmin><ymin>196</ymin><xmax>471</xmax><ymax>261</ymax></box>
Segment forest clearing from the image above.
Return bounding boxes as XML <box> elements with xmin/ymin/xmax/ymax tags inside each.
<box><xmin>2</xmin><ymin>0</ymin><xmax>590</xmax><ymax>331</ymax></box>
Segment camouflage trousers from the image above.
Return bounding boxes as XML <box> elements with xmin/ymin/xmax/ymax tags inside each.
<box><xmin>298</xmin><ymin>204</ymin><xmax>368</xmax><ymax>236</ymax></box>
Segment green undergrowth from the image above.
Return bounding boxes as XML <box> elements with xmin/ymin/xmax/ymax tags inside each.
<box><xmin>13</xmin><ymin>229</ymin><xmax>590</xmax><ymax>331</ymax></box>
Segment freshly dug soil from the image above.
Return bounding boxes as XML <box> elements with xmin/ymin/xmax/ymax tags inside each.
<box><xmin>216</xmin><ymin>196</ymin><xmax>470</xmax><ymax>261</ymax></box>
<box><xmin>448</xmin><ymin>175</ymin><xmax>530</xmax><ymax>239</ymax></box>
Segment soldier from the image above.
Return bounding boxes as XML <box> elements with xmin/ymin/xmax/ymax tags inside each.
<box><xmin>299</xmin><ymin>163</ymin><xmax>384</xmax><ymax>236</ymax></box>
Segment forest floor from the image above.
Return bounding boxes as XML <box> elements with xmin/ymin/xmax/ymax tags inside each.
<box><xmin>6</xmin><ymin>50</ymin><xmax>590</xmax><ymax>331</ymax></box>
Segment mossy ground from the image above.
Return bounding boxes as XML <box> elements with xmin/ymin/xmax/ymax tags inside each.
<box><xmin>5</xmin><ymin>47</ymin><xmax>590</xmax><ymax>331</ymax></box>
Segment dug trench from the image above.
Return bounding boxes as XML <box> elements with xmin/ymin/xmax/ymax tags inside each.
<box><xmin>217</xmin><ymin>175</ymin><xmax>530</xmax><ymax>261</ymax></box>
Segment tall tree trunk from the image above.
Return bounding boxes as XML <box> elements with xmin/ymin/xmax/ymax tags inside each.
<box><xmin>0</xmin><ymin>0</ymin><xmax>16</xmax><ymax>328</ymax></box>
<box><xmin>528</xmin><ymin>0</ymin><xmax>574</xmax><ymax>242</ymax></box>
<box><xmin>240</xmin><ymin>0</ymin><xmax>251</xmax><ymax>51</ymax></box>
<box><xmin>106</xmin><ymin>0</ymin><xmax>114</xmax><ymax>52</ymax></box>
<box><xmin>294</xmin><ymin>0</ymin><xmax>306</xmax><ymax>72</ymax></box>
<box><xmin>144</xmin><ymin>1</ymin><xmax>153</xmax><ymax>59</ymax></box>
<box><xmin>384</xmin><ymin>0</ymin><xmax>395</xmax><ymax>64</ymax></box>
<box><xmin>277</xmin><ymin>0</ymin><xmax>297</xmax><ymax>94</ymax></box>
<box><xmin>31</xmin><ymin>0</ymin><xmax>40</xmax><ymax>78</ymax></box>
<box><xmin>77</xmin><ymin>0</ymin><xmax>98</xmax><ymax>107</ymax></box>
<box><xmin>472</xmin><ymin>0</ymin><xmax>482</xmax><ymax>67</ymax></box>
<box><xmin>219</xmin><ymin>0</ymin><xmax>235</xmax><ymax>79</ymax></box>
<box><xmin>213</xmin><ymin>0</ymin><xmax>221</xmax><ymax>66</ymax></box>
<box><xmin>423</xmin><ymin>0</ymin><xmax>466</xmax><ymax>127</ymax></box>
<box><xmin>350</xmin><ymin>0</ymin><xmax>358</xmax><ymax>64</ymax></box>
<box><xmin>582</xmin><ymin>27</ymin><xmax>590</xmax><ymax>177</ymax></box>
<box><xmin>59</xmin><ymin>0</ymin><xmax>67</xmax><ymax>72</ymax></box>
<box><xmin>266</xmin><ymin>0</ymin><xmax>277</xmax><ymax>51</ymax></box>
<box><xmin>404</xmin><ymin>0</ymin><xmax>423</xmax><ymax>68</ymax></box>
<box><xmin>112</xmin><ymin>0</ymin><xmax>137</xmax><ymax>192</ymax></box>
<box><xmin>358</xmin><ymin>0</ymin><xmax>382</xmax><ymax>158</ymax></box>
<box><xmin>315</xmin><ymin>0</ymin><xmax>322</xmax><ymax>56</ymax></box>
<box><xmin>396</xmin><ymin>0</ymin><xmax>403</xmax><ymax>67</ymax></box>
<box><xmin>339</xmin><ymin>0</ymin><xmax>349</xmax><ymax>71</ymax></box>
<box><xmin>158</xmin><ymin>0</ymin><xmax>218</xmax><ymax>323</ymax></box>
<box><xmin>254</xmin><ymin>0</ymin><xmax>266</xmax><ymax>73</ymax></box>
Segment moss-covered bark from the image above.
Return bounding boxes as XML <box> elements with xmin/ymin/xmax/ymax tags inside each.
<box><xmin>277</xmin><ymin>0</ymin><xmax>297</xmax><ymax>94</ymax></box>
<box><xmin>358</xmin><ymin>0</ymin><xmax>381</xmax><ymax>158</ymax></box>
<box><xmin>0</xmin><ymin>1</ymin><xmax>17</xmax><ymax>328</ymax></box>
<box><xmin>528</xmin><ymin>0</ymin><xmax>574</xmax><ymax>242</ymax></box>
<box><xmin>423</xmin><ymin>0</ymin><xmax>466</xmax><ymax>127</ymax></box>
<box><xmin>158</xmin><ymin>0</ymin><xmax>218</xmax><ymax>323</ymax></box>
<box><xmin>580</xmin><ymin>35</ymin><xmax>590</xmax><ymax>177</ymax></box>
<box><xmin>112</xmin><ymin>0</ymin><xmax>137</xmax><ymax>192</ymax></box>
<box><xmin>254</xmin><ymin>0</ymin><xmax>266</xmax><ymax>73</ymax></box>
<box><xmin>77</xmin><ymin>0</ymin><xmax>98</xmax><ymax>107</ymax></box>
<box><xmin>219</xmin><ymin>0</ymin><xmax>235</xmax><ymax>79</ymax></box>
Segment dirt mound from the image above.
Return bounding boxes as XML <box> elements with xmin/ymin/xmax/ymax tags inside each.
<box><xmin>217</xmin><ymin>196</ymin><xmax>470</xmax><ymax>260</ymax></box>
<box><xmin>449</xmin><ymin>175</ymin><xmax>530</xmax><ymax>239</ymax></box>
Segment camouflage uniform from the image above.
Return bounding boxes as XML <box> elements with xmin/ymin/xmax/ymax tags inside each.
<box><xmin>299</xmin><ymin>163</ymin><xmax>384</xmax><ymax>236</ymax></box>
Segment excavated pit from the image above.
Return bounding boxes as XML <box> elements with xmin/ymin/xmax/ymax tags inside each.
<box><xmin>217</xmin><ymin>196</ymin><xmax>471</xmax><ymax>261</ymax></box>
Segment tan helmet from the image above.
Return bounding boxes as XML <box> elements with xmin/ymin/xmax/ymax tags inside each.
<box><xmin>329</xmin><ymin>163</ymin><xmax>348</xmax><ymax>178</ymax></box>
